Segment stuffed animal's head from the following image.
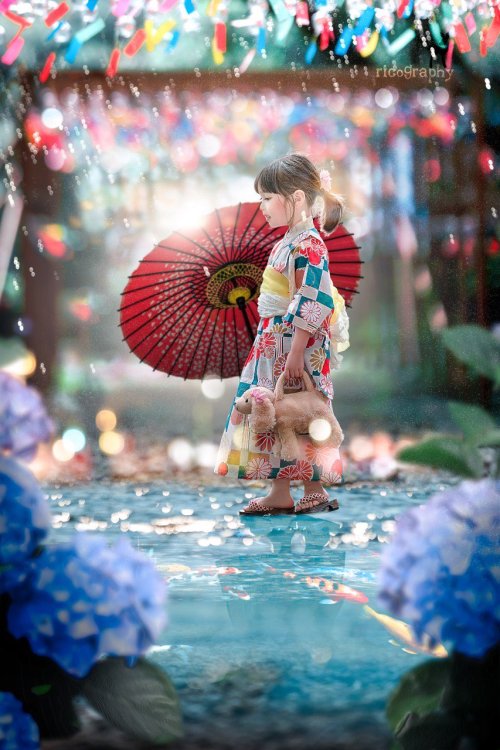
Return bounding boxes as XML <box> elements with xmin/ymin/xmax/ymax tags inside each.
<box><xmin>234</xmin><ymin>387</ymin><xmax>276</xmax><ymax>433</ymax></box>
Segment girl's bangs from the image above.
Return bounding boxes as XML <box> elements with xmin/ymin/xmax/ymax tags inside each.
<box><xmin>254</xmin><ymin>165</ymin><xmax>280</xmax><ymax>194</ymax></box>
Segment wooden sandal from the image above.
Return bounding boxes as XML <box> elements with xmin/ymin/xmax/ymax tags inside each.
<box><xmin>239</xmin><ymin>498</ymin><xmax>295</xmax><ymax>516</ymax></box>
<box><xmin>295</xmin><ymin>492</ymin><xmax>339</xmax><ymax>514</ymax></box>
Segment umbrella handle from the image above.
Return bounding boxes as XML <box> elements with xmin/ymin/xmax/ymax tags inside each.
<box><xmin>236</xmin><ymin>296</ymin><xmax>255</xmax><ymax>345</ymax></box>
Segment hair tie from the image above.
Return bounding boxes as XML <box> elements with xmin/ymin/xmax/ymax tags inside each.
<box><xmin>319</xmin><ymin>169</ymin><xmax>332</xmax><ymax>193</ymax></box>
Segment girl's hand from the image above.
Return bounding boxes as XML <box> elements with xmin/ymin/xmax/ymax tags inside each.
<box><xmin>284</xmin><ymin>350</ymin><xmax>305</xmax><ymax>381</ymax></box>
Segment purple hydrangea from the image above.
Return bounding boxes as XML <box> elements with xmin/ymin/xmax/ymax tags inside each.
<box><xmin>7</xmin><ymin>534</ymin><xmax>168</xmax><ymax>678</ymax></box>
<box><xmin>378</xmin><ymin>479</ymin><xmax>500</xmax><ymax>658</ymax></box>
<box><xmin>0</xmin><ymin>372</ymin><xmax>54</xmax><ymax>461</ymax></box>
<box><xmin>0</xmin><ymin>457</ymin><xmax>51</xmax><ymax>594</ymax></box>
<box><xmin>0</xmin><ymin>692</ymin><xmax>39</xmax><ymax>750</ymax></box>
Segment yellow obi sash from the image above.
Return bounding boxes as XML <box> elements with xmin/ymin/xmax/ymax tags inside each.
<box><xmin>260</xmin><ymin>265</ymin><xmax>349</xmax><ymax>353</ymax></box>
<box><xmin>260</xmin><ymin>266</ymin><xmax>289</xmax><ymax>298</ymax></box>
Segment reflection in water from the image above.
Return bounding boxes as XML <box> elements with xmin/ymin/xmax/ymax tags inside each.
<box><xmin>218</xmin><ymin>515</ymin><xmax>347</xmax><ymax>645</ymax></box>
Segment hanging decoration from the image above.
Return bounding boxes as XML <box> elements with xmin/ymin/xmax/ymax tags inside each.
<box><xmin>0</xmin><ymin>0</ymin><xmax>498</xmax><ymax>79</ymax></box>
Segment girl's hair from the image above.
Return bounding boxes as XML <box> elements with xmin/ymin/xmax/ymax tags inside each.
<box><xmin>254</xmin><ymin>153</ymin><xmax>345</xmax><ymax>235</ymax></box>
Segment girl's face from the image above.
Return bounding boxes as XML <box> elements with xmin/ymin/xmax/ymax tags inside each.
<box><xmin>258</xmin><ymin>193</ymin><xmax>290</xmax><ymax>228</ymax></box>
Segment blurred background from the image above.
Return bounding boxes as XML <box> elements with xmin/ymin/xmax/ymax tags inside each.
<box><xmin>0</xmin><ymin>0</ymin><xmax>499</xmax><ymax>480</ymax></box>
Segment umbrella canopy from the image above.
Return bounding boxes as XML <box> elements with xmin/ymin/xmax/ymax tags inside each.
<box><xmin>119</xmin><ymin>202</ymin><xmax>362</xmax><ymax>380</ymax></box>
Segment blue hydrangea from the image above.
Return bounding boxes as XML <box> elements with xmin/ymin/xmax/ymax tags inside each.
<box><xmin>0</xmin><ymin>692</ymin><xmax>39</xmax><ymax>750</ymax></box>
<box><xmin>8</xmin><ymin>534</ymin><xmax>168</xmax><ymax>678</ymax></box>
<box><xmin>0</xmin><ymin>457</ymin><xmax>51</xmax><ymax>594</ymax></box>
<box><xmin>378</xmin><ymin>479</ymin><xmax>500</xmax><ymax>658</ymax></box>
<box><xmin>0</xmin><ymin>372</ymin><xmax>54</xmax><ymax>461</ymax></box>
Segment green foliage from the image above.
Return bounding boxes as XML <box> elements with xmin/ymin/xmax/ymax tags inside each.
<box><xmin>82</xmin><ymin>657</ymin><xmax>183</xmax><ymax>745</ymax></box>
<box><xmin>387</xmin><ymin>646</ymin><xmax>499</xmax><ymax>750</ymax></box>
<box><xmin>386</xmin><ymin>659</ymin><xmax>450</xmax><ymax>733</ymax></box>
<box><xmin>441</xmin><ymin>325</ymin><xmax>500</xmax><ymax>388</ymax></box>
<box><xmin>397</xmin><ymin>398</ymin><xmax>499</xmax><ymax>478</ymax></box>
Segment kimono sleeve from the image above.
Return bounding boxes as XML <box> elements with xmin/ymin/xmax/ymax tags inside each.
<box><xmin>283</xmin><ymin>236</ymin><xmax>334</xmax><ymax>334</ymax></box>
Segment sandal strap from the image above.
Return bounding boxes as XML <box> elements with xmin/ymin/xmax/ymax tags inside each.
<box><xmin>297</xmin><ymin>492</ymin><xmax>329</xmax><ymax>508</ymax></box>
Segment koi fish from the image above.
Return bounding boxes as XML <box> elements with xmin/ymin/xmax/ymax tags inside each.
<box><xmin>364</xmin><ymin>605</ymin><xmax>448</xmax><ymax>657</ymax></box>
<box><xmin>305</xmin><ymin>576</ymin><xmax>368</xmax><ymax>603</ymax></box>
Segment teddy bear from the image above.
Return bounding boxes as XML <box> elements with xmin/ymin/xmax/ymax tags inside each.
<box><xmin>234</xmin><ymin>371</ymin><xmax>343</xmax><ymax>461</ymax></box>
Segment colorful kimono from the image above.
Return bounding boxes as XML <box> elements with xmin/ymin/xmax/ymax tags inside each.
<box><xmin>215</xmin><ymin>215</ymin><xmax>348</xmax><ymax>484</ymax></box>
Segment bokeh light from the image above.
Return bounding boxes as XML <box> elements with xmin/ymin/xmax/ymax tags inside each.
<box><xmin>201</xmin><ymin>379</ymin><xmax>225</xmax><ymax>399</ymax></box>
<box><xmin>52</xmin><ymin>439</ymin><xmax>75</xmax><ymax>462</ymax></box>
<box><xmin>96</xmin><ymin>409</ymin><xmax>117</xmax><ymax>431</ymax></box>
<box><xmin>62</xmin><ymin>428</ymin><xmax>86</xmax><ymax>453</ymax></box>
<box><xmin>309</xmin><ymin>418</ymin><xmax>332</xmax><ymax>442</ymax></box>
<box><xmin>168</xmin><ymin>438</ymin><xmax>194</xmax><ymax>469</ymax></box>
<box><xmin>99</xmin><ymin>431</ymin><xmax>125</xmax><ymax>455</ymax></box>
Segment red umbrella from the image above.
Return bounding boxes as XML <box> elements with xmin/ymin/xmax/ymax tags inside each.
<box><xmin>119</xmin><ymin>202</ymin><xmax>362</xmax><ymax>380</ymax></box>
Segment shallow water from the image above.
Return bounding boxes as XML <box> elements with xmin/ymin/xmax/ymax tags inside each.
<box><xmin>44</xmin><ymin>476</ymin><xmax>453</xmax><ymax>749</ymax></box>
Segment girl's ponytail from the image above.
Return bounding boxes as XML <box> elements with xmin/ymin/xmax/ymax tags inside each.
<box><xmin>320</xmin><ymin>189</ymin><xmax>345</xmax><ymax>235</ymax></box>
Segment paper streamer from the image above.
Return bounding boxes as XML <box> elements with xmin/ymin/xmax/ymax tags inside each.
<box><xmin>214</xmin><ymin>21</ymin><xmax>226</xmax><ymax>52</ymax></box>
<box><xmin>65</xmin><ymin>17</ymin><xmax>105</xmax><ymax>63</ymax></box>
<box><xmin>0</xmin><ymin>0</ymin><xmax>14</xmax><ymax>11</ymax></box>
<box><xmin>269</xmin><ymin>0</ymin><xmax>290</xmax><ymax>24</ymax></box>
<box><xmin>453</xmin><ymin>21</ymin><xmax>471</xmax><ymax>53</ymax></box>
<box><xmin>479</xmin><ymin>27</ymin><xmax>487</xmax><ymax>56</ymax></box>
<box><xmin>39</xmin><ymin>51</ymin><xmax>56</xmax><ymax>82</ymax></box>
<box><xmin>353</xmin><ymin>7</ymin><xmax>375</xmax><ymax>35</ymax></box>
<box><xmin>112</xmin><ymin>0</ymin><xmax>131</xmax><ymax>16</ymax></box>
<box><xmin>445</xmin><ymin>38</ymin><xmax>454</xmax><ymax>69</ymax></box>
<box><xmin>106</xmin><ymin>47</ymin><xmax>120</xmax><ymax>77</ymax></box>
<box><xmin>124</xmin><ymin>28</ymin><xmax>146</xmax><ymax>56</ymax></box>
<box><xmin>166</xmin><ymin>29</ymin><xmax>180</xmax><ymax>51</ymax></box>
<box><xmin>87</xmin><ymin>0</ymin><xmax>99</xmax><ymax>10</ymax></box>
<box><xmin>429</xmin><ymin>19</ymin><xmax>447</xmax><ymax>48</ymax></box>
<box><xmin>295</xmin><ymin>1</ymin><xmax>309</xmax><ymax>26</ymax></box>
<box><xmin>184</xmin><ymin>0</ymin><xmax>195</xmax><ymax>13</ymax></box>
<box><xmin>1</xmin><ymin>34</ymin><xmax>24</xmax><ymax>64</ymax></box>
<box><xmin>47</xmin><ymin>21</ymin><xmax>63</xmax><ymax>41</ymax></box>
<box><xmin>146</xmin><ymin>19</ymin><xmax>176</xmax><ymax>50</ymax></box>
<box><xmin>484</xmin><ymin>11</ymin><xmax>500</xmax><ymax>48</ymax></box>
<box><xmin>305</xmin><ymin>38</ymin><xmax>317</xmax><ymax>63</ymax></box>
<box><xmin>334</xmin><ymin>26</ymin><xmax>353</xmax><ymax>55</ymax></box>
<box><xmin>44</xmin><ymin>1</ymin><xmax>69</xmax><ymax>26</ymax></box>
<box><xmin>211</xmin><ymin>36</ymin><xmax>223</xmax><ymax>64</ymax></box>
<box><xmin>5</xmin><ymin>9</ymin><xmax>32</xmax><ymax>30</ymax></box>
<box><xmin>397</xmin><ymin>0</ymin><xmax>413</xmax><ymax>19</ymax></box>
<box><xmin>257</xmin><ymin>25</ymin><xmax>266</xmax><ymax>54</ymax></box>
<box><xmin>385</xmin><ymin>27</ymin><xmax>416</xmax><ymax>56</ymax></box>
<box><xmin>239</xmin><ymin>47</ymin><xmax>256</xmax><ymax>73</ymax></box>
<box><xmin>358</xmin><ymin>28</ymin><xmax>379</xmax><ymax>57</ymax></box>
<box><xmin>207</xmin><ymin>0</ymin><xmax>221</xmax><ymax>15</ymax></box>
<box><xmin>160</xmin><ymin>0</ymin><xmax>178</xmax><ymax>9</ymax></box>
<box><xmin>464</xmin><ymin>11</ymin><xmax>476</xmax><ymax>36</ymax></box>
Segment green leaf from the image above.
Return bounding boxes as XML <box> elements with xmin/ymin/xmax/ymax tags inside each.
<box><xmin>31</xmin><ymin>684</ymin><xmax>52</xmax><ymax>696</ymax></box>
<box><xmin>447</xmin><ymin>401</ymin><xmax>497</xmax><ymax>445</ymax></box>
<box><xmin>386</xmin><ymin>659</ymin><xmax>450</xmax><ymax>733</ymax></box>
<box><xmin>396</xmin><ymin>711</ymin><xmax>463</xmax><ymax>750</ymax></box>
<box><xmin>397</xmin><ymin>437</ymin><xmax>483</xmax><ymax>478</ymax></box>
<box><xmin>441</xmin><ymin>325</ymin><xmax>500</xmax><ymax>386</ymax></box>
<box><xmin>82</xmin><ymin>657</ymin><xmax>183</xmax><ymax>745</ymax></box>
<box><xmin>477</xmin><ymin>429</ymin><xmax>500</xmax><ymax>447</ymax></box>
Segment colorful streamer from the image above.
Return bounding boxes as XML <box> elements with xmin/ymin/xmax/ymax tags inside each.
<box><xmin>1</xmin><ymin>34</ymin><xmax>24</xmax><ymax>64</ymax></box>
<box><xmin>124</xmin><ymin>28</ymin><xmax>147</xmax><ymax>56</ymax></box>
<box><xmin>106</xmin><ymin>47</ymin><xmax>120</xmax><ymax>77</ymax></box>
<box><xmin>44</xmin><ymin>2</ymin><xmax>69</xmax><ymax>27</ymax></box>
<box><xmin>65</xmin><ymin>17</ymin><xmax>106</xmax><ymax>63</ymax></box>
<box><xmin>358</xmin><ymin>28</ymin><xmax>379</xmax><ymax>57</ymax></box>
<box><xmin>39</xmin><ymin>51</ymin><xmax>56</xmax><ymax>82</ymax></box>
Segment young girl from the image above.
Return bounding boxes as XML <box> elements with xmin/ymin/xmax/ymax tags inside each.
<box><xmin>214</xmin><ymin>153</ymin><xmax>349</xmax><ymax>515</ymax></box>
